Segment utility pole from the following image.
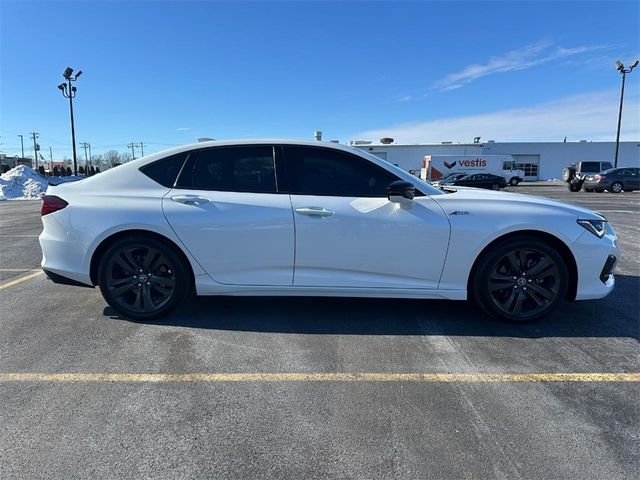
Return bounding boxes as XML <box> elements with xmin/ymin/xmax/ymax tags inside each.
<box><xmin>18</xmin><ymin>135</ymin><xmax>24</xmax><ymax>158</ymax></box>
<box><xmin>139</xmin><ymin>142</ymin><xmax>145</xmax><ymax>157</ymax></box>
<box><xmin>49</xmin><ymin>146</ymin><xmax>53</xmax><ymax>161</ymax></box>
<box><xmin>80</xmin><ymin>142</ymin><xmax>89</xmax><ymax>169</ymax></box>
<box><xmin>30</xmin><ymin>132</ymin><xmax>39</xmax><ymax>169</ymax></box>
<box><xmin>128</xmin><ymin>142</ymin><xmax>136</xmax><ymax>160</ymax></box>
<box><xmin>88</xmin><ymin>143</ymin><xmax>92</xmax><ymax>166</ymax></box>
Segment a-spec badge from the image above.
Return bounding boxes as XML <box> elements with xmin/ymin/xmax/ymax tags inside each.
<box><xmin>449</xmin><ymin>211</ymin><xmax>470</xmax><ymax>216</ymax></box>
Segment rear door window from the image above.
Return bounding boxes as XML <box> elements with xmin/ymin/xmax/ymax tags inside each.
<box><xmin>176</xmin><ymin>146</ymin><xmax>277</xmax><ymax>193</ymax></box>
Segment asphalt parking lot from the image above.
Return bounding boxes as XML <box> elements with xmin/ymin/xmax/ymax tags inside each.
<box><xmin>1</xmin><ymin>184</ymin><xmax>638</xmax><ymax>479</ymax></box>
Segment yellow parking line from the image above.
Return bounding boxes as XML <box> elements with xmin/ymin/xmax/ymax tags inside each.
<box><xmin>0</xmin><ymin>270</ymin><xmax>43</xmax><ymax>290</ymax></box>
<box><xmin>0</xmin><ymin>269</ymin><xmax>39</xmax><ymax>272</ymax></box>
<box><xmin>0</xmin><ymin>372</ymin><xmax>638</xmax><ymax>383</ymax></box>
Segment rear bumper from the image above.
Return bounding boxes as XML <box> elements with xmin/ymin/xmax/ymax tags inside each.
<box><xmin>42</xmin><ymin>268</ymin><xmax>94</xmax><ymax>288</ymax></box>
<box><xmin>39</xmin><ymin>212</ymin><xmax>93</xmax><ymax>287</ymax></box>
<box><xmin>583</xmin><ymin>180</ymin><xmax>608</xmax><ymax>190</ymax></box>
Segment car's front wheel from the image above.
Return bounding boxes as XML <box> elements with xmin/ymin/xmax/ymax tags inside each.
<box><xmin>491</xmin><ymin>183</ymin><xmax>501</xmax><ymax>190</ymax></box>
<box><xmin>98</xmin><ymin>236</ymin><xmax>189</xmax><ymax>320</ymax></box>
<box><xmin>471</xmin><ymin>238</ymin><xmax>568</xmax><ymax>323</ymax></box>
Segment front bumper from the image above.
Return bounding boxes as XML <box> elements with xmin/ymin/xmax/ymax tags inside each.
<box><xmin>571</xmin><ymin>224</ymin><xmax>619</xmax><ymax>300</ymax></box>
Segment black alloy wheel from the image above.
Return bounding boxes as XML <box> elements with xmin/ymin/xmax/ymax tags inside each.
<box><xmin>491</xmin><ymin>183</ymin><xmax>500</xmax><ymax>190</ymax></box>
<box><xmin>98</xmin><ymin>236</ymin><xmax>189</xmax><ymax>320</ymax></box>
<box><xmin>472</xmin><ymin>238</ymin><xmax>568</xmax><ymax>323</ymax></box>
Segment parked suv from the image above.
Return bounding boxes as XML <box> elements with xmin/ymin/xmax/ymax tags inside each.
<box><xmin>562</xmin><ymin>161</ymin><xmax>613</xmax><ymax>192</ymax></box>
<box><xmin>583</xmin><ymin>167</ymin><xmax>640</xmax><ymax>193</ymax></box>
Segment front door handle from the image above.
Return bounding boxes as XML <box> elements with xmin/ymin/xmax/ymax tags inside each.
<box><xmin>295</xmin><ymin>207</ymin><xmax>334</xmax><ymax>217</ymax></box>
<box><xmin>171</xmin><ymin>194</ymin><xmax>210</xmax><ymax>206</ymax></box>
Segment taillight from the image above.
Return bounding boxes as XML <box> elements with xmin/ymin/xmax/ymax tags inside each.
<box><xmin>595</xmin><ymin>175</ymin><xmax>605</xmax><ymax>181</ymax></box>
<box><xmin>41</xmin><ymin>195</ymin><xmax>68</xmax><ymax>216</ymax></box>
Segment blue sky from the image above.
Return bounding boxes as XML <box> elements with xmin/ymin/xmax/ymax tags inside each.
<box><xmin>1</xmin><ymin>0</ymin><xmax>639</xmax><ymax>159</ymax></box>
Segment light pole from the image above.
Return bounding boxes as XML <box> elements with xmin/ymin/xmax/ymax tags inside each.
<box><xmin>614</xmin><ymin>59</ymin><xmax>639</xmax><ymax>168</ymax></box>
<box><xmin>57</xmin><ymin>67</ymin><xmax>82</xmax><ymax>175</ymax></box>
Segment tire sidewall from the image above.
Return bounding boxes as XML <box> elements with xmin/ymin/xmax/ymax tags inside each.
<box><xmin>471</xmin><ymin>238</ymin><xmax>569</xmax><ymax>323</ymax></box>
<box><xmin>98</xmin><ymin>235</ymin><xmax>189</xmax><ymax>320</ymax></box>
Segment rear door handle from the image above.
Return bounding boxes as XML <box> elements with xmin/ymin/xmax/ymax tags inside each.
<box><xmin>171</xmin><ymin>195</ymin><xmax>210</xmax><ymax>206</ymax></box>
<box><xmin>295</xmin><ymin>207</ymin><xmax>334</xmax><ymax>217</ymax></box>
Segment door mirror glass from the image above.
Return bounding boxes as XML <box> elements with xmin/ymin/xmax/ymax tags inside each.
<box><xmin>387</xmin><ymin>180</ymin><xmax>415</xmax><ymax>203</ymax></box>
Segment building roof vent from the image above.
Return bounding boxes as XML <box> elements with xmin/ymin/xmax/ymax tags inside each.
<box><xmin>350</xmin><ymin>140</ymin><xmax>373</xmax><ymax>145</ymax></box>
<box><xmin>314</xmin><ymin>131</ymin><xmax>322</xmax><ymax>141</ymax></box>
<box><xmin>379</xmin><ymin>137</ymin><xmax>394</xmax><ymax>144</ymax></box>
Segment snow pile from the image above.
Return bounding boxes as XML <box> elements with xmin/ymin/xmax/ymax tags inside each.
<box><xmin>0</xmin><ymin>165</ymin><xmax>48</xmax><ymax>200</ymax></box>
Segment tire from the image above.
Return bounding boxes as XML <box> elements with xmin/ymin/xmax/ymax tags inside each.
<box><xmin>491</xmin><ymin>183</ymin><xmax>501</xmax><ymax>190</ymax></box>
<box><xmin>584</xmin><ymin>187</ymin><xmax>594</xmax><ymax>192</ymax></box>
<box><xmin>610</xmin><ymin>182</ymin><xmax>623</xmax><ymax>193</ymax></box>
<box><xmin>562</xmin><ymin>167</ymin><xmax>575</xmax><ymax>182</ymax></box>
<box><xmin>595</xmin><ymin>188</ymin><xmax>604</xmax><ymax>193</ymax></box>
<box><xmin>509</xmin><ymin>178</ymin><xmax>519</xmax><ymax>186</ymax></box>
<box><xmin>568</xmin><ymin>181</ymin><xmax>582</xmax><ymax>192</ymax></box>
<box><xmin>471</xmin><ymin>237</ymin><xmax>568</xmax><ymax>323</ymax></box>
<box><xmin>98</xmin><ymin>235</ymin><xmax>189</xmax><ymax>320</ymax></box>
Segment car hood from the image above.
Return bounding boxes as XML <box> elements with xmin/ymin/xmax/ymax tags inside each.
<box><xmin>430</xmin><ymin>186</ymin><xmax>605</xmax><ymax>220</ymax></box>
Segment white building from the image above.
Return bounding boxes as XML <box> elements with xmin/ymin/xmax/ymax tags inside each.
<box><xmin>351</xmin><ymin>140</ymin><xmax>640</xmax><ymax>181</ymax></box>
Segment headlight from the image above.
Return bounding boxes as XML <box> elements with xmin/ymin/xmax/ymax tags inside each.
<box><xmin>577</xmin><ymin>219</ymin><xmax>607</xmax><ymax>238</ymax></box>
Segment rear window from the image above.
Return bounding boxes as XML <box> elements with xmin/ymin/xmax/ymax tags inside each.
<box><xmin>139</xmin><ymin>152</ymin><xmax>189</xmax><ymax>187</ymax></box>
<box><xmin>580</xmin><ymin>162</ymin><xmax>600</xmax><ymax>173</ymax></box>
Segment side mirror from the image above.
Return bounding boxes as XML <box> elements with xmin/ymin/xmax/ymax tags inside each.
<box><xmin>387</xmin><ymin>180</ymin><xmax>415</xmax><ymax>203</ymax></box>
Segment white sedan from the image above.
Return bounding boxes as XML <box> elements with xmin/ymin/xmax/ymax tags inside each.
<box><xmin>39</xmin><ymin>140</ymin><xmax>618</xmax><ymax>323</ymax></box>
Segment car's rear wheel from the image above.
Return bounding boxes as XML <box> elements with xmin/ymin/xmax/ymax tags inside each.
<box><xmin>491</xmin><ymin>183</ymin><xmax>500</xmax><ymax>190</ymax></box>
<box><xmin>568</xmin><ymin>181</ymin><xmax>582</xmax><ymax>192</ymax></box>
<box><xmin>509</xmin><ymin>178</ymin><xmax>519</xmax><ymax>186</ymax></box>
<box><xmin>471</xmin><ymin>238</ymin><xmax>568</xmax><ymax>323</ymax></box>
<box><xmin>98</xmin><ymin>236</ymin><xmax>189</xmax><ymax>320</ymax></box>
<box><xmin>610</xmin><ymin>182</ymin><xmax>623</xmax><ymax>193</ymax></box>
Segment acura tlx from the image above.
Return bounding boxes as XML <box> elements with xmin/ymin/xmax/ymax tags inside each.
<box><xmin>39</xmin><ymin>140</ymin><xmax>618</xmax><ymax>323</ymax></box>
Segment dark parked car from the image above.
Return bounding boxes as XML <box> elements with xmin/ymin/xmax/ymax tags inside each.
<box><xmin>563</xmin><ymin>161</ymin><xmax>613</xmax><ymax>192</ymax></box>
<box><xmin>583</xmin><ymin>167</ymin><xmax>640</xmax><ymax>193</ymax></box>
<box><xmin>430</xmin><ymin>172</ymin><xmax>468</xmax><ymax>185</ymax></box>
<box><xmin>449</xmin><ymin>173</ymin><xmax>507</xmax><ymax>190</ymax></box>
